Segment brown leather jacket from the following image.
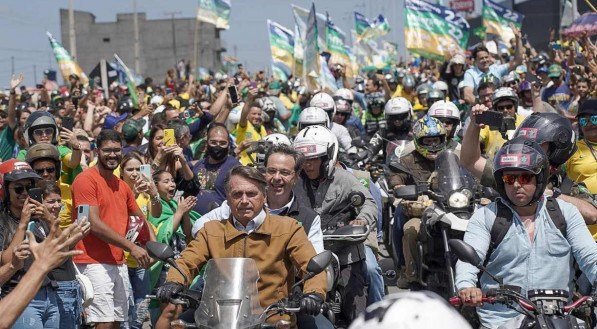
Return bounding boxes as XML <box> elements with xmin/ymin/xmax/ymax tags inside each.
<box><xmin>166</xmin><ymin>212</ymin><xmax>327</xmax><ymax>327</ymax></box>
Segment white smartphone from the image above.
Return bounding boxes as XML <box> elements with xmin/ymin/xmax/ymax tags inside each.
<box><xmin>77</xmin><ymin>205</ymin><xmax>90</xmax><ymax>223</ymax></box>
<box><xmin>140</xmin><ymin>164</ymin><xmax>151</xmax><ymax>180</ymax></box>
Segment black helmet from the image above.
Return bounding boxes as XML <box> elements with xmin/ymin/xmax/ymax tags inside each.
<box><xmin>513</xmin><ymin>113</ymin><xmax>576</xmax><ymax>166</ymax></box>
<box><xmin>23</xmin><ymin>111</ymin><xmax>59</xmax><ymax>146</ymax></box>
<box><xmin>117</xmin><ymin>96</ymin><xmax>135</xmax><ymax>113</ymax></box>
<box><xmin>493</xmin><ymin>137</ymin><xmax>550</xmax><ymax>206</ymax></box>
<box><xmin>25</xmin><ymin>143</ymin><xmax>62</xmax><ymax>175</ymax></box>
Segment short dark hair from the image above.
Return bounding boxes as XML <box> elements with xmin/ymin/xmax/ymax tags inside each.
<box><xmin>472</xmin><ymin>45</ymin><xmax>489</xmax><ymax>60</ymax></box>
<box><xmin>39</xmin><ymin>180</ymin><xmax>61</xmax><ymax>198</ymax></box>
<box><xmin>96</xmin><ymin>129</ymin><xmax>122</xmax><ymax>149</ymax></box>
<box><xmin>225</xmin><ymin>165</ymin><xmax>267</xmax><ymax>195</ymax></box>
<box><xmin>264</xmin><ymin>144</ymin><xmax>304</xmax><ymax>172</ymax></box>
<box><xmin>168</xmin><ymin>119</ymin><xmax>190</xmax><ymax>140</ymax></box>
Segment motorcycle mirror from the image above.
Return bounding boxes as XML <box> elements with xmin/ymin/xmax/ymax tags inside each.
<box><xmin>394</xmin><ymin>185</ymin><xmax>417</xmax><ymax>200</ymax></box>
<box><xmin>448</xmin><ymin>239</ymin><xmax>482</xmax><ymax>267</ymax></box>
<box><xmin>348</xmin><ymin>191</ymin><xmax>366</xmax><ymax>207</ymax></box>
<box><xmin>146</xmin><ymin>241</ymin><xmax>175</xmax><ymax>262</ymax></box>
<box><xmin>306</xmin><ymin>250</ymin><xmax>333</xmax><ymax>276</ymax></box>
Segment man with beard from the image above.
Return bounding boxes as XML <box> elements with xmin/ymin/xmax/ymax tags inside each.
<box><xmin>72</xmin><ymin>129</ymin><xmax>151</xmax><ymax>329</ymax></box>
<box><xmin>191</xmin><ymin>123</ymin><xmax>240</xmax><ymax>215</ymax></box>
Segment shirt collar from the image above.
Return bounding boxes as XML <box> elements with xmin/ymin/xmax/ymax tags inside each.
<box><xmin>268</xmin><ymin>194</ymin><xmax>295</xmax><ymax>215</ymax></box>
<box><xmin>233</xmin><ymin>209</ymin><xmax>266</xmax><ymax>234</ymax></box>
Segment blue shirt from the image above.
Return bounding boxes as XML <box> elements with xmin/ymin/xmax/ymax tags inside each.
<box><xmin>542</xmin><ymin>82</ymin><xmax>571</xmax><ymax>111</ymax></box>
<box><xmin>455</xmin><ymin>197</ymin><xmax>597</xmax><ymax>328</ymax></box>
<box><xmin>191</xmin><ymin>155</ymin><xmax>240</xmax><ymax>215</ymax></box>
<box><xmin>462</xmin><ymin>63</ymin><xmax>509</xmax><ymax>92</ymax></box>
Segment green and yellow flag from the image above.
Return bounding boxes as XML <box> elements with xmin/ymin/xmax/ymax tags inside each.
<box><xmin>404</xmin><ymin>0</ymin><xmax>470</xmax><ymax>60</ymax></box>
<box><xmin>267</xmin><ymin>20</ymin><xmax>294</xmax><ymax>81</ymax></box>
<box><xmin>483</xmin><ymin>0</ymin><xmax>524</xmax><ymax>44</ymax></box>
<box><xmin>197</xmin><ymin>0</ymin><xmax>231</xmax><ymax>29</ymax></box>
<box><xmin>46</xmin><ymin>31</ymin><xmax>88</xmax><ymax>86</ymax></box>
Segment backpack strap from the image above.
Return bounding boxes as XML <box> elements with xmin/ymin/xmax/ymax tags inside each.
<box><xmin>545</xmin><ymin>196</ymin><xmax>567</xmax><ymax>238</ymax></box>
<box><xmin>485</xmin><ymin>200</ymin><xmax>514</xmax><ymax>266</ymax></box>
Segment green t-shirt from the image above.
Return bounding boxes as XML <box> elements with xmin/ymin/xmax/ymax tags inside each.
<box><xmin>0</xmin><ymin>126</ymin><xmax>15</xmax><ymax>161</ymax></box>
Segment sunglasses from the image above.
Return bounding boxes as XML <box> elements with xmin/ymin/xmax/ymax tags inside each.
<box><xmin>11</xmin><ymin>184</ymin><xmax>32</xmax><ymax>195</ymax></box>
<box><xmin>35</xmin><ymin>167</ymin><xmax>56</xmax><ymax>175</ymax></box>
<box><xmin>502</xmin><ymin>173</ymin><xmax>534</xmax><ymax>185</ymax></box>
<box><xmin>33</xmin><ymin>127</ymin><xmax>54</xmax><ymax>137</ymax></box>
<box><xmin>579</xmin><ymin>115</ymin><xmax>597</xmax><ymax>127</ymax></box>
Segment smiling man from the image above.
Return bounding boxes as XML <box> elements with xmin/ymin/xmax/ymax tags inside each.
<box><xmin>455</xmin><ymin>137</ymin><xmax>597</xmax><ymax>329</ymax></box>
<box><xmin>71</xmin><ymin>129</ymin><xmax>151</xmax><ymax>329</ymax></box>
<box><xmin>157</xmin><ymin>166</ymin><xmax>327</xmax><ymax>329</ymax></box>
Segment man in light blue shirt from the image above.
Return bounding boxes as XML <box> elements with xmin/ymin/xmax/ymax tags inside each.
<box><xmin>455</xmin><ymin>137</ymin><xmax>597</xmax><ymax>329</ymax></box>
<box><xmin>192</xmin><ymin>144</ymin><xmax>324</xmax><ymax>253</ymax></box>
<box><xmin>462</xmin><ymin>30</ymin><xmax>524</xmax><ymax>106</ymax></box>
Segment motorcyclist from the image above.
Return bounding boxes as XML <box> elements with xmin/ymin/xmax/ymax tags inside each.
<box><xmin>363</xmin><ymin>93</ymin><xmax>387</xmax><ymax>139</ymax></box>
<box><xmin>426</xmin><ymin>89</ymin><xmax>445</xmax><ymax>109</ymax></box>
<box><xmin>388</xmin><ymin>116</ymin><xmax>448</xmax><ymax>289</ymax></box>
<box><xmin>297</xmin><ymin>107</ymin><xmax>330</xmax><ymax>131</ymax></box>
<box><xmin>293</xmin><ymin>126</ymin><xmax>378</xmax><ymax>324</ymax></box>
<box><xmin>455</xmin><ymin>137</ymin><xmax>597</xmax><ymax>329</ymax></box>
<box><xmin>414</xmin><ymin>84</ymin><xmax>431</xmax><ymax>116</ymax></box>
<box><xmin>333</xmin><ymin>88</ymin><xmax>365</xmax><ymax>137</ymax></box>
<box><xmin>432</xmin><ymin>81</ymin><xmax>450</xmax><ymax>101</ymax></box>
<box><xmin>156</xmin><ymin>166</ymin><xmax>327</xmax><ymax>329</ymax></box>
<box><xmin>461</xmin><ymin>108</ymin><xmax>597</xmax><ymax>226</ymax></box>
<box><xmin>428</xmin><ymin>100</ymin><xmax>462</xmax><ymax>147</ymax></box>
<box><xmin>392</xmin><ymin>74</ymin><xmax>417</xmax><ymax>105</ymax></box>
<box><xmin>260</xmin><ymin>97</ymin><xmax>286</xmax><ymax>134</ymax></box>
<box><xmin>309</xmin><ymin>92</ymin><xmax>352</xmax><ymax>152</ymax></box>
<box><xmin>368</xmin><ymin>97</ymin><xmax>414</xmax><ymax>163</ymax></box>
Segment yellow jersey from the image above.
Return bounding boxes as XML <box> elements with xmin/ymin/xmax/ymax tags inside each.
<box><xmin>234</xmin><ymin>122</ymin><xmax>267</xmax><ymax>166</ymax></box>
<box><xmin>479</xmin><ymin>115</ymin><xmax>525</xmax><ymax>160</ymax></box>
<box><xmin>566</xmin><ymin>139</ymin><xmax>597</xmax><ymax>194</ymax></box>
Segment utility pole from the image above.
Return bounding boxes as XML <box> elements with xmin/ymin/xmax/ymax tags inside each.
<box><xmin>33</xmin><ymin>65</ymin><xmax>37</xmax><ymax>83</ymax></box>
<box><xmin>68</xmin><ymin>0</ymin><xmax>77</xmax><ymax>59</ymax></box>
<box><xmin>164</xmin><ymin>11</ymin><xmax>182</xmax><ymax>64</ymax></box>
<box><xmin>133</xmin><ymin>0</ymin><xmax>141</xmax><ymax>74</ymax></box>
<box><xmin>11</xmin><ymin>56</ymin><xmax>14</xmax><ymax>75</ymax></box>
<box><xmin>192</xmin><ymin>5</ymin><xmax>200</xmax><ymax>73</ymax></box>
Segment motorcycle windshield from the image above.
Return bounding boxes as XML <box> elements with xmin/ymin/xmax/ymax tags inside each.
<box><xmin>435</xmin><ymin>150</ymin><xmax>476</xmax><ymax>196</ymax></box>
<box><xmin>196</xmin><ymin>258</ymin><xmax>264</xmax><ymax>329</ymax></box>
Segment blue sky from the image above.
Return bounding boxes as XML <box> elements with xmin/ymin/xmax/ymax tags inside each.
<box><xmin>0</xmin><ymin>0</ymin><xmax>407</xmax><ymax>88</ymax></box>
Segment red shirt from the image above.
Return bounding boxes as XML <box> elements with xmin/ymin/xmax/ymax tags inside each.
<box><xmin>72</xmin><ymin>166</ymin><xmax>140</xmax><ymax>264</ymax></box>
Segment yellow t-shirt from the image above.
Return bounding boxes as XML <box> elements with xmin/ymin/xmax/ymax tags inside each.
<box><xmin>392</xmin><ymin>86</ymin><xmax>423</xmax><ymax>111</ymax></box>
<box><xmin>126</xmin><ymin>193</ymin><xmax>152</xmax><ymax>268</ymax></box>
<box><xmin>234</xmin><ymin>122</ymin><xmax>267</xmax><ymax>166</ymax></box>
<box><xmin>566</xmin><ymin>140</ymin><xmax>597</xmax><ymax>194</ymax></box>
<box><xmin>58</xmin><ymin>181</ymin><xmax>73</xmax><ymax>229</ymax></box>
<box><xmin>479</xmin><ymin>115</ymin><xmax>525</xmax><ymax>160</ymax></box>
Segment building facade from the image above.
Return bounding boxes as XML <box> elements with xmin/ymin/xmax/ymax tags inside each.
<box><xmin>60</xmin><ymin>9</ymin><xmax>224</xmax><ymax>81</ymax></box>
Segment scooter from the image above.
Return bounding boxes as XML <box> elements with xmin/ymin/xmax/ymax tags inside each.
<box><xmin>449</xmin><ymin>239</ymin><xmax>595</xmax><ymax>329</ymax></box>
<box><xmin>394</xmin><ymin>149</ymin><xmax>479</xmax><ymax>298</ymax></box>
<box><xmin>145</xmin><ymin>242</ymin><xmax>333</xmax><ymax>329</ymax></box>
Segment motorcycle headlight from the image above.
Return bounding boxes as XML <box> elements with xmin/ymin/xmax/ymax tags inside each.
<box><xmin>448</xmin><ymin>192</ymin><xmax>469</xmax><ymax>208</ymax></box>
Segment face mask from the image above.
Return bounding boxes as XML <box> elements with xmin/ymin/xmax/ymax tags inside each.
<box><xmin>207</xmin><ymin>145</ymin><xmax>228</xmax><ymax>161</ymax></box>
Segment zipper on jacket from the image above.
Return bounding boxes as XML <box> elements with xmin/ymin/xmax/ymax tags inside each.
<box><xmin>243</xmin><ymin>234</ymin><xmax>247</xmax><ymax>258</ymax></box>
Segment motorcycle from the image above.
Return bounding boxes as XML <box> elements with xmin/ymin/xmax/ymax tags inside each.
<box><xmin>449</xmin><ymin>239</ymin><xmax>594</xmax><ymax>329</ymax></box>
<box><xmin>394</xmin><ymin>149</ymin><xmax>478</xmax><ymax>298</ymax></box>
<box><xmin>320</xmin><ymin>191</ymin><xmax>371</xmax><ymax>327</ymax></box>
<box><xmin>145</xmin><ymin>242</ymin><xmax>333</xmax><ymax>329</ymax></box>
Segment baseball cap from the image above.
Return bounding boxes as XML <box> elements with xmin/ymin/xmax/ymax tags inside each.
<box><xmin>104</xmin><ymin>113</ymin><xmax>128</xmax><ymax>129</ymax></box>
<box><xmin>1</xmin><ymin>160</ymin><xmax>40</xmax><ymax>182</ymax></box>
<box><xmin>121</xmin><ymin>118</ymin><xmax>146</xmax><ymax>141</ymax></box>
<box><xmin>537</xmin><ymin>66</ymin><xmax>549</xmax><ymax>75</ymax></box>
<box><xmin>548</xmin><ymin>64</ymin><xmax>562</xmax><ymax>78</ymax></box>
<box><xmin>515</xmin><ymin>65</ymin><xmax>527</xmax><ymax>74</ymax></box>
<box><xmin>450</xmin><ymin>54</ymin><xmax>466</xmax><ymax>65</ymax></box>
<box><xmin>577</xmin><ymin>99</ymin><xmax>597</xmax><ymax>118</ymax></box>
<box><xmin>268</xmin><ymin>81</ymin><xmax>282</xmax><ymax>91</ymax></box>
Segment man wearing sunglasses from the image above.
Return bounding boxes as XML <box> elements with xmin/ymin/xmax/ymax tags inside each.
<box><xmin>456</xmin><ymin>137</ymin><xmax>597</xmax><ymax>328</ymax></box>
<box><xmin>567</xmin><ymin>99</ymin><xmax>597</xmax><ymax>194</ymax></box>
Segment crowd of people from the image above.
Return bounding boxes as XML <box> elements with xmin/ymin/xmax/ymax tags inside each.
<box><xmin>0</xmin><ymin>22</ymin><xmax>595</xmax><ymax>329</ymax></box>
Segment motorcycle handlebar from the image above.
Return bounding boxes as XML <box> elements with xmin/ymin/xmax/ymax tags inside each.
<box><xmin>146</xmin><ymin>294</ymin><xmax>189</xmax><ymax>307</ymax></box>
<box><xmin>449</xmin><ymin>296</ymin><xmax>496</xmax><ymax>307</ymax></box>
<box><xmin>450</xmin><ymin>295</ymin><xmax>594</xmax><ymax>313</ymax></box>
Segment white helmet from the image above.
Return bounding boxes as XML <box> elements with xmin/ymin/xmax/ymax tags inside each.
<box><xmin>150</xmin><ymin>95</ymin><xmax>164</xmax><ymax>106</ymax></box>
<box><xmin>226</xmin><ymin>105</ymin><xmax>242</xmax><ymax>131</ymax></box>
<box><xmin>335</xmin><ymin>98</ymin><xmax>352</xmax><ymax>114</ymax></box>
<box><xmin>428</xmin><ymin>100</ymin><xmax>460</xmax><ymax>121</ymax></box>
<box><xmin>309</xmin><ymin>92</ymin><xmax>336</xmax><ymax>119</ymax></box>
<box><xmin>349</xmin><ymin>291</ymin><xmax>472</xmax><ymax>329</ymax></box>
<box><xmin>293</xmin><ymin>126</ymin><xmax>338</xmax><ymax>178</ymax></box>
<box><xmin>255</xmin><ymin>133</ymin><xmax>292</xmax><ymax>165</ymax></box>
<box><xmin>433</xmin><ymin>80</ymin><xmax>449</xmax><ymax>94</ymax></box>
<box><xmin>384</xmin><ymin>97</ymin><xmax>413</xmax><ymax>117</ymax></box>
<box><xmin>334</xmin><ymin>88</ymin><xmax>354</xmax><ymax>103</ymax></box>
<box><xmin>259</xmin><ymin>97</ymin><xmax>276</xmax><ymax>113</ymax></box>
<box><xmin>298</xmin><ymin>107</ymin><xmax>330</xmax><ymax>130</ymax></box>
<box><xmin>262</xmin><ymin>133</ymin><xmax>291</xmax><ymax>146</ymax></box>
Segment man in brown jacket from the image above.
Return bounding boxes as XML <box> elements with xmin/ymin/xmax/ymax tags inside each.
<box><xmin>155</xmin><ymin>166</ymin><xmax>327</xmax><ymax>329</ymax></box>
